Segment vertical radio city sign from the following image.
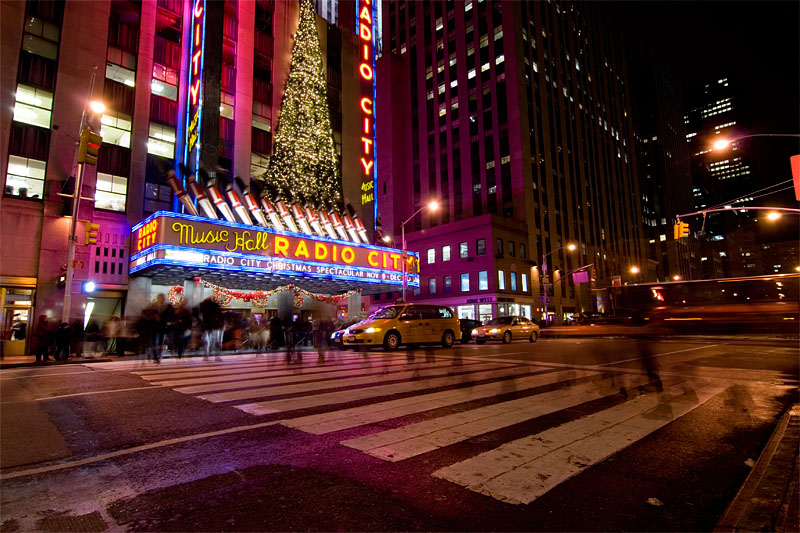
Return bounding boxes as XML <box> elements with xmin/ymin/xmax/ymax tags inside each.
<box><xmin>357</xmin><ymin>0</ymin><xmax>376</xmax><ymax>217</ymax></box>
<box><xmin>184</xmin><ymin>0</ymin><xmax>206</xmax><ymax>176</ymax></box>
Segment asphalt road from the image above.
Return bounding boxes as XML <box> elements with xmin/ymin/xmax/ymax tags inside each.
<box><xmin>1</xmin><ymin>337</ymin><xmax>797</xmax><ymax>532</ymax></box>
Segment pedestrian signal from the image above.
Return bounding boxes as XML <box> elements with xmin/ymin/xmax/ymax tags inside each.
<box><xmin>673</xmin><ymin>221</ymin><xmax>689</xmax><ymax>239</ymax></box>
<box><xmin>85</xmin><ymin>222</ymin><xmax>100</xmax><ymax>246</ymax></box>
<box><xmin>58</xmin><ymin>264</ymin><xmax>67</xmax><ymax>288</ymax></box>
<box><xmin>78</xmin><ymin>128</ymin><xmax>102</xmax><ymax>165</ymax></box>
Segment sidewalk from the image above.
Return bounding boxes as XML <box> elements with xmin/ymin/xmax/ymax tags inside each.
<box><xmin>715</xmin><ymin>405</ymin><xmax>800</xmax><ymax>532</ymax></box>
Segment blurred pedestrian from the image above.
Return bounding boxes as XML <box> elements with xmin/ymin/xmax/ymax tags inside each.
<box><xmin>172</xmin><ymin>300</ymin><xmax>192</xmax><ymax>358</ymax></box>
<box><xmin>269</xmin><ymin>315</ymin><xmax>283</xmax><ymax>349</ymax></box>
<box><xmin>54</xmin><ymin>322</ymin><xmax>71</xmax><ymax>361</ymax></box>
<box><xmin>70</xmin><ymin>320</ymin><xmax>84</xmax><ymax>359</ymax></box>
<box><xmin>33</xmin><ymin>315</ymin><xmax>52</xmax><ymax>363</ymax></box>
<box><xmin>283</xmin><ymin>317</ymin><xmax>296</xmax><ymax>363</ymax></box>
<box><xmin>154</xmin><ymin>294</ymin><xmax>174</xmax><ymax>361</ymax></box>
<box><xmin>84</xmin><ymin>319</ymin><xmax>101</xmax><ymax>358</ymax></box>
<box><xmin>199</xmin><ymin>297</ymin><xmax>223</xmax><ymax>361</ymax></box>
<box><xmin>101</xmin><ymin>317</ymin><xmax>117</xmax><ymax>355</ymax></box>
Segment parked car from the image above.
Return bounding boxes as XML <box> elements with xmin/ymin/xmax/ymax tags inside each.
<box><xmin>569</xmin><ymin>313</ymin><xmax>623</xmax><ymax>325</ymax></box>
<box><xmin>458</xmin><ymin>319</ymin><xmax>482</xmax><ymax>344</ymax></box>
<box><xmin>329</xmin><ymin>328</ymin><xmax>347</xmax><ymax>350</ymax></box>
<box><xmin>342</xmin><ymin>304</ymin><xmax>461</xmax><ymax>351</ymax></box>
<box><xmin>472</xmin><ymin>316</ymin><xmax>540</xmax><ymax>344</ymax></box>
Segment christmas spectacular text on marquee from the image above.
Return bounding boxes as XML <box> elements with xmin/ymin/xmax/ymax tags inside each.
<box><xmin>129</xmin><ymin>212</ymin><xmax>419</xmax><ymax>286</ymax></box>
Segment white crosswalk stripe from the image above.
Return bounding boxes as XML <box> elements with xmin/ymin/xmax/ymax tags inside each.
<box><xmin>135</xmin><ymin>353</ymin><xmax>728</xmax><ymax>505</ymax></box>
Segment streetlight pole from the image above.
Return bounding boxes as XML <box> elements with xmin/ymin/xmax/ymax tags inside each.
<box><xmin>400</xmin><ymin>201</ymin><xmax>438</xmax><ymax>302</ymax></box>
<box><xmin>62</xmin><ymin>66</ymin><xmax>101</xmax><ymax>325</ymax></box>
<box><xmin>541</xmin><ymin>243</ymin><xmax>576</xmax><ymax>326</ymax></box>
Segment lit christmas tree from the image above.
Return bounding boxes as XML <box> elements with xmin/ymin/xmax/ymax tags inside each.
<box><xmin>261</xmin><ymin>0</ymin><xmax>342</xmax><ymax>209</ymax></box>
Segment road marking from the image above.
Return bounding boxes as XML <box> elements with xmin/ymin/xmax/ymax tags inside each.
<box><xmin>341</xmin><ymin>372</ymin><xmax>647</xmax><ymax>461</ymax></box>
<box><xmin>236</xmin><ymin>365</ymin><xmax>549</xmax><ymax>415</ymax></box>
<box><xmin>433</xmin><ymin>380</ymin><xmax>725</xmax><ymax>504</ymax></box>
<box><xmin>34</xmin><ymin>384</ymin><xmax>170</xmax><ymax>402</ymax></box>
<box><xmin>284</xmin><ymin>369</ymin><xmax>606</xmax><ymax>435</ymax></box>
<box><xmin>0</xmin><ymin>420</ymin><xmax>280</xmax><ymax>481</ymax></box>
<box><xmin>598</xmin><ymin>344</ymin><xmax>720</xmax><ymax>366</ymax></box>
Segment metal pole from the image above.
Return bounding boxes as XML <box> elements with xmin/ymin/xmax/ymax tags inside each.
<box><xmin>62</xmin><ymin>67</ymin><xmax>97</xmax><ymax>325</ymax></box>
<box><xmin>541</xmin><ymin>255</ymin><xmax>547</xmax><ymax>326</ymax></box>
<box><xmin>401</xmin><ymin>222</ymin><xmax>407</xmax><ymax>302</ymax></box>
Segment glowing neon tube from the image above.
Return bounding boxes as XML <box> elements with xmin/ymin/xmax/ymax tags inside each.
<box><xmin>206</xmin><ymin>183</ymin><xmax>236</xmax><ymax>222</ymax></box>
<box><xmin>244</xmin><ymin>192</ymin><xmax>269</xmax><ymax>227</ymax></box>
<box><xmin>330</xmin><ymin>211</ymin><xmax>350</xmax><ymax>241</ymax></box>
<box><xmin>318</xmin><ymin>210</ymin><xmax>339</xmax><ymax>240</ymax></box>
<box><xmin>260</xmin><ymin>197</ymin><xmax>284</xmax><ymax>230</ymax></box>
<box><xmin>343</xmin><ymin>213</ymin><xmax>360</xmax><ymax>243</ymax></box>
<box><xmin>275</xmin><ymin>199</ymin><xmax>299</xmax><ymax>233</ymax></box>
<box><xmin>187</xmin><ymin>176</ymin><xmax>218</xmax><ymax>219</ymax></box>
<box><xmin>225</xmin><ymin>186</ymin><xmax>253</xmax><ymax>225</ymax></box>
<box><xmin>166</xmin><ymin>171</ymin><xmax>198</xmax><ymax>216</ymax></box>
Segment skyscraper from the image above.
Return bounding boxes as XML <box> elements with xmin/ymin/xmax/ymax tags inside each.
<box><xmin>375</xmin><ymin>0</ymin><xmax>646</xmax><ymax>323</ymax></box>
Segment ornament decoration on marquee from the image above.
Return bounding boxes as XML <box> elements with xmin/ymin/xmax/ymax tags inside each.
<box><xmin>182</xmin><ymin>279</ymin><xmax>360</xmax><ymax>307</ymax></box>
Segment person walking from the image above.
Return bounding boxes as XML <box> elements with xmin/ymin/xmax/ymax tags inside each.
<box><xmin>199</xmin><ymin>297</ymin><xmax>224</xmax><ymax>361</ymax></box>
<box><xmin>32</xmin><ymin>315</ymin><xmax>52</xmax><ymax>363</ymax></box>
<box><xmin>172</xmin><ymin>300</ymin><xmax>193</xmax><ymax>358</ymax></box>
<box><xmin>84</xmin><ymin>319</ymin><xmax>101</xmax><ymax>358</ymax></box>
<box><xmin>54</xmin><ymin>322</ymin><xmax>71</xmax><ymax>361</ymax></box>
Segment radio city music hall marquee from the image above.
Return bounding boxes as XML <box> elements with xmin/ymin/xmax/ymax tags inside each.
<box><xmin>357</xmin><ymin>0</ymin><xmax>376</xmax><ymax>211</ymax></box>
<box><xmin>129</xmin><ymin>213</ymin><xmax>420</xmax><ymax>287</ymax></box>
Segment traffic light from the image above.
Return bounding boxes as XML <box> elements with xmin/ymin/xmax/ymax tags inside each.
<box><xmin>78</xmin><ymin>128</ymin><xmax>102</xmax><ymax>165</ymax></box>
<box><xmin>85</xmin><ymin>222</ymin><xmax>100</xmax><ymax>246</ymax></box>
<box><xmin>673</xmin><ymin>221</ymin><xmax>690</xmax><ymax>239</ymax></box>
<box><xmin>58</xmin><ymin>264</ymin><xmax>67</xmax><ymax>288</ymax></box>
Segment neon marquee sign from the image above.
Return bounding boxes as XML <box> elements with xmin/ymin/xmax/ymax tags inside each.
<box><xmin>357</xmin><ymin>0</ymin><xmax>376</xmax><ymax>211</ymax></box>
<box><xmin>129</xmin><ymin>212</ymin><xmax>420</xmax><ymax>287</ymax></box>
<box><xmin>184</xmin><ymin>0</ymin><xmax>206</xmax><ymax>176</ymax></box>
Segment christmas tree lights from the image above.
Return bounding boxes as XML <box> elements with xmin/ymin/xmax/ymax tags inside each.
<box><xmin>260</xmin><ymin>0</ymin><xmax>343</xmax><ymax>210</ymax></box>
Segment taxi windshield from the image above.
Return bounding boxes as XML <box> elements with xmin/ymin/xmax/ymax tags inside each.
<box><xmin>486</xmin><ymin>317</ymin><xmax>513</xmax><ymax>325</ymax></box>
<box><xmin>368</xmin><ymin>305</ymin><xmax>404</xmax><ymax>320</ymax></box>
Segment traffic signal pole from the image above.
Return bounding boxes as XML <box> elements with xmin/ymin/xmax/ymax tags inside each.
<box><xmin>61</xmin><ymin>67</ymin><xmax>99</xmax><ymax>325</ymax></box>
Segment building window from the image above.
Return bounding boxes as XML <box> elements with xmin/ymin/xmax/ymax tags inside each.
<box><xmin>459</xmin><ymin>241</ymin><xmax>468</xmax><ymax>258</ymax></box>
<box><xmin>457</xmin><ymin>305</ymin><xmax>475</xmax><ymax>319</ymax></box>
<box><xmin>442</xmin><ymin>245</ymin><xmax>451</xmax><ymax>261</ymax></box>
<box><xmin>220</xmin><ymin>91</ymin><xmax>235</xmax><ymax>119</ymax></box>
<box><xmin>106</xmin><ymin>61</ymin><xmax>136</xmax><ymax>87</ymax></box>
<box><xmin>509</xmin><ymin>241</ymin><xmax>515</xmax><ymax>257</ymax></box>
<box><xmin>13</xmin><ymin>84</ymin><xmax>53</xmax><ymax>129</ymax></box>
<box><xmin>496</xmin><ymin>237</ymin><xmax>503</xmax><ymax>256</ymax></box>
<box><xmin>147</xmin><ymin>123</ymin><xmax>176</xmax><ymax>157</ymax></box>
<box><xmin>428</xmin><ymin>277</ymin><xmax>436</xmax><ymax>294</ymax></box>
<box><xmin>522</xmin><ymin>273</ymin><xmax>528</xmax><ymax>292</ymax></box>
<box><xmin>443</xmin><ymin>275</ymin><xmax>452</xmax><ymax>294</ymax></box>
<box><xmin>95</xmin><ymin>172</ymin><xmax>127</xmax><ymax>212</ymax></box>
<box><xmin>101</xmin><ymin>111</ymin><xmax>133</xmax><ymax>148</ymax></box>
<box><xmin>460</xmin><ymin>273</ymin><xmax>470</xmax><ymax>292</ymax></box>
<box><xmin>21</xmin><ymin>16</ymin><xmax>60</xmax><ymax>60</ymax></box>
<box><xmin>5</xmin><ymin>155</ymin><xmax>46</xmax><ymax>199</ymax></box>
<box><xmin>510</xmin><ymin>272</ymin><xmax>517</xmax><ymax>290</ymax></box>
<box><xmin>476</xmin><ymin>238</ymin><xmax>486</xmax><ymax>255</ymax></box>
<box><xmin>427</xmin><ymin>248</ymin><xmax>436</xmax><ymax>264</ymax></box>
<box><xmin>478</xmin><ymin>270</ymin><xmax>488</xmax><ymax>290</ymax></box>
<box><xmin>152</xmin><ymin>64</ymin><xmax>179</xmax><ymax>100</ymax></box>
<box><xmin>478</xmin><ymin>303</ymin><xmax>492</xmax><ymax>322</ymax></box>
<box><xmin>498</xmin><ymin>270</ymin><xmax>505</xmax><ymax>290</ymax></box>
<box><xmin>520</xmin><ymin>243</ymin><xmax>526</xmax><ymax>259</ymax></box>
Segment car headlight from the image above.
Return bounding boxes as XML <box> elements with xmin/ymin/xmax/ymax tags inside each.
<box><xmin>365</xmin><ymin>327</ymin><xmax>382</xmax><ymax>334</ymax></box>
<box><xmin>489</xmin><ymin>328</ymin><xmax>499</xmax><ymax>334</ymax></box>
<box><xmin>471</xmin><ymin>329</ymin><xmax>479</xmax><ymax>335</ymax></box>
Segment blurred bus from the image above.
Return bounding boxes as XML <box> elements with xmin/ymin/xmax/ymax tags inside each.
<box><xmin>617</xmin><ymin>273</ymin><xmax>799</xmax><ymax>334</ymax></box>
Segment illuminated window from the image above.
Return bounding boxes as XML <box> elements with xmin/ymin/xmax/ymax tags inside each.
<box><xmin>5</xmin><ymin>155</ymin><xmax>46</xmax><ymax>199</ymax></box>
<box><xmin>95</xmin><ymin>172</ymin><xmax>127</xmax><ymax>212</ymax></box>
<box><xmin>427</xmin><ymin>248</ymin><xmax>435</xmax><ymax>264</ymax></box>
<box><xmin>459</xmin><ymin>241</ymin><xmax>468</xmax><ymax>258</ymax></box>
<box><xmin>147</xmin><ymin>123</ymin><xmax>176</xmax><ymax>157</ymax></box>
<box><xmin>220</xmin><ymin>91</ymin><xmax>235</xmax><ymax>119</ymax></box>
<box><xmin>151</xmin><ymin>64</ymin><xmax>178</xmax><ymax>100</ymax></box>
<box><xmin>478</xmin><ymin>270</ymin><xmax>488</xmax><ymax>290</ymax></box>
<box><xmin>106</xmin><ymin>62</ymin><xmax>136</xmax><ymax>87</ymax></box>
<box><xmin>521</xmin><ymin>273</ymin><xmax>528</xmax><ymax>292</ymax></box>
<box><xmin>476</xmin><ymin>238</ymin><xmax>486</xmax><ymax>255</ymax></box>
<box><xmin>443</xmin><ymin>275</ymin><xmax>452</xmax><ymax>293</ymax></box>
<box><xmin>481</xmin><ymin>63</ymin><xmax>490</xmax><ymax>72</ymax></box>
<box><xmin>659</xmin><ymin>234</ymin><xmax>666</xmax><ymax>242</ymax></box>
<box><xmin>468</xmin><ymin>69</ymin><xmax>476</xmax><ymax>79</ymax></box>
<box><xmin>428</xmin><ymin>278</ymin><xmax>437</xmax><ymax>294</ymax></box>
<box><xmin>13</xmin><ymin>84</ymin><xmax>53</xmax><ymax>129</ymax></box>
<box><xmin>21</xmin><ymin>16</ymin><xmax>60</xmax><ymax>60</ymax></box>
<box><xmin>510</xmin><ymin>272</ymin><xmax>517</xmax><ymax>290</ymax></box>
<box><xmin>460</xmin><ymin>273</ymin><xmax>470</xmax><ymax>292</ymax></box>
<box><xmin>101</xmin><ymin>111</ymin><xmax>133</xmax><ymax>148</ymax></box>
<box><xmin>442</xmin><ymin>245</ymin><xmax>451</xmax><ymax>261</ymax></box>
<box><xmin>498</xmin><ymin>270</ymin><xmax>505</xmax><ymax>290</ymax></box>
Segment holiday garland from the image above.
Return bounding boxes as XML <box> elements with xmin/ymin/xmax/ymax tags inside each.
<box><xmin>173</xmin><ymin>280</ymin><xmax>359</xmax><ymax>307</ymax></box>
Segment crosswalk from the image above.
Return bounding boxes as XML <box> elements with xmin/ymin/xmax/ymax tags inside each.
<box><xmin>132</xmin><ymin>351</ymin><xmax>726</xmax><ymax>505</ymax></box>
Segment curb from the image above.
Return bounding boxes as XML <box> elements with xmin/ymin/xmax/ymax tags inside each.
<box><xmin>0</xmin><ymin>357</ymin><xmax>113</xmax><ymax>369</ymax></box>
<box><xmin>715</xmin><ymin>405</ymin><xmax>800</xmax><ymax>532</ymax></box>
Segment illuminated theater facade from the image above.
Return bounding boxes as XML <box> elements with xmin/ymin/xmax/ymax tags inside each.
<box><xmin>0</xmin><ymin>0</ymin><xmax>397</xmax><ymax>353</ymax></box>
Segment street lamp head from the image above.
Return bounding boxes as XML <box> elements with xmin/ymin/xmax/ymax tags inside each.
<box><xmin>382</xmin><ymin>235</ymin><xmax>392</xmax><ymax>243</ymax></box>
<box><xmin>713</xmin><ymin>138</ymin><xmax>731</xmax><ymax>150</ymax></box>
<box><xmin>89</xmin><ymin>101</ymin><xmax>106</xmax><ymax>114</ymax></box>
<box><xmin>428</xmin><ymin>200</ymin><xmax>439</xmax><ymax>211</ymax></box>
<box><xmin>766</xmin><ymin>211</ymin><xmax>782</xmax><ymax>221</ymax></box>
<box><xmin>567</xmin><ymin>243</ymin><xmax>577</xmax><ymax>251</ymax></box>
<box><xmin>630</xmin><ymin>266</ymin><xmax>640</xmax><ymax>274</ymax></box>
<box><xmin>673</xmin><ymin>275</ymin><xmax>681</xmax><ymax>281</ymax></box>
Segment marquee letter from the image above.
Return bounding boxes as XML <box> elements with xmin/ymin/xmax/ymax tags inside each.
<box><xmin>192</xmin><ymin>50</ymin><xmax>202</xmax><ymax>75</ymax></box>
<box><xmin>360</xmin><ymin>97</ymin><xmax>373</xmax><ymax>114</ymax></box>
<box><xmin>367</xmin><ymin>251</ymin><xmax>379</xmax><ymax>267</ymax></box>
<box><xmin>341</xmin><ymin>247</ymin><xmax>355</xmax><ymax>264</ymax></box>
<box><xmin>194</xmin><ymin>0</ymin><xmax>203</xmax><ymax>18</ymax></box>
<box><xmin>190</xmin><ymin>80</ymin><xmax>201</xmax><ymax>104</ymax></box>
<box><xmin>195</xmin><ymin>24</ymin><xmax>201</xmax><ymax>46</ymax></box>
<box><xmin>359</xmin><ymin>63</ymin><xmax>373</xmax><ymax>80</ymax></box>
<box><xmin>294</xmin><ymin>240</ymin><xmax>309</xmax><ymax>259</ymax></box>
<box><xmin>360</xmin><ymin>137</ymin><xmax>373</xmax><ymax>153</ymax></box>
<box><xmin>359</xmin><ymin>24</ymin><xmax>372</xmax><ymax>41</ymax></box>
<box><xmin>359</xmin><ymin>6</ymin><xmax>372</xmax><ymax>24</ymax></box>
<box><xmin>360</xmin><ymin>158</ymin><xmax>373</xmax><ymax>174</ymax></box>
<box><xmin>314</xmin><ymin>242</ymin><xmax>328</xmax><ymax>260</ymax></box>
<box><xmin>274</xmin><ymin>236</ymin><xmax>289</xmax><ymax>256</ymax></box>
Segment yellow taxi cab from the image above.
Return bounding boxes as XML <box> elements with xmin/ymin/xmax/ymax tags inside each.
<box><xmin>342</xmin><ymin>303</ymin><xmax>462</xmax><ymax>351</ymax></box>
<box><xmin>471</xmin><ymin>316</ymin><xmax>540</xmax><ymax>344</ymax></box>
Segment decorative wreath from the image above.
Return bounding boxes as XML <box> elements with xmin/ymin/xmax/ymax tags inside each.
<box><xmin>293</xmin><ymin>292</ymin><xmax>304</xmax><ymax>309</ymax></box>
<box><xmin>212</xmin><ymin>290</ymin><xmax>233</xmax><ymax>306</ymax></box>
<box><xmin>167</xmin><ymin>285</ymin><xmax>184</xmax><ymax>305</ymax></box>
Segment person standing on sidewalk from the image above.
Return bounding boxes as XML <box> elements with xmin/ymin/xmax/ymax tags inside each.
<box><xmin>54</xmin><ymin>322</ymin><xmax>71</xmax><ymax>361</ymax></box>
<box><xmin>32</xmin><ymin>315</ymin><xmax>52</xmax><ymax>363</ymax></box>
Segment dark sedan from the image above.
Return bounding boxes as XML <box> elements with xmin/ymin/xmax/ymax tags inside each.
<box><xmin>458</xmin><ymin>319</ymin><xmax>482</xmax><ymax>344</ymax></box>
